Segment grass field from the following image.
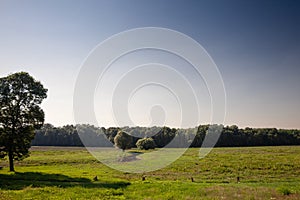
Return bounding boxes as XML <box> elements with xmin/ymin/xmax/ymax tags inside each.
<box><xmin>1</xmin><ymin>146</ymin><xmax>300</xmax><ymax>199</ymax></box>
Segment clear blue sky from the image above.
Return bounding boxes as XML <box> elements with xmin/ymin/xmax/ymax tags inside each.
<box><xmin>0</xmin><ymin>0</ymin><xmax>299</xmax><ymax>129</ymax></box>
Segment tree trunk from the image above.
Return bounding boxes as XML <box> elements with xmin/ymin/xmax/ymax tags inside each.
<box><xmin>8</xmin><ymin>151</ymin><xmax>14</xmax><ymax>172</ymax></box>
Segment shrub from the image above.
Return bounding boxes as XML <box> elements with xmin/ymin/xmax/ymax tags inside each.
<box><xmin>278</xmin><ymin>187</ymin><xmax>292</xmax><ymax>196</ymax></box>
<box><xmin>136</xmin><ymin>138</ymin><xmax>156</xmax><ymax>150</ymax></box>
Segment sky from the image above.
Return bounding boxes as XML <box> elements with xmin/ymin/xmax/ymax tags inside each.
<box><xmin>0</xmin><ymin>0</ymin><xmax>299</xmax><ymax>129</ymax></box>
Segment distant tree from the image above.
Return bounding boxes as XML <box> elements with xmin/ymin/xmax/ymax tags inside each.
<box><xmin>114</xmin><ymin>130</ymin><xmax>133</xmax><ymax>151</ymax></box>
<box><xmin>76</xmin><ymin>124</ymin><xmax>111</xmax><ymax>147</ymax></box>
<box><xmin>0</xmin><ymin>72</ymin><xmax>47</xmax><ymax>171</ymax></box>
<box><xmin>152</xmin><ymin>127</ymin><xmax>176</xmax><ymax>148</ymax></box>
<box><xmin>190</xmin><ymin>125</ymin><xmax>208</xmax><ymax>147</ymax></box>
<box><xmin>136</xmin><ymin>137</ymin><xmax>156</xmax><ymax>150</ymax></box>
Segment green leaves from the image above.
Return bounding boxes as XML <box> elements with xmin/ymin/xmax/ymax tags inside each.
<box><xmin>136</xmin><ymin>137</ymin><xmax>156</xmax><ymax>150</ymax></box>
<box><xmin>114</xmin><ymin>131</ymin><xmax>134</xmax><ymax>151</ymax></box>
<box><xmin>0</xmin><ymin>72</ymin><xmax>48</xmax><ymax>170</ymax></box>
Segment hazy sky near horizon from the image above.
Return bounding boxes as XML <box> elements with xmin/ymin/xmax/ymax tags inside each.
<box><xmin>0</xmin><ymin>0</ymin><xmax>299</xmax><ymax>129</ymax></box>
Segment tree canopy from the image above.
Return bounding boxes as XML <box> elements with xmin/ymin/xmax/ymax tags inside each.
<box><xmin>136</xmin><ymin>137</ymin><xmax>156</xmax><ymax>150</ymax></box>
<box><xmin>114</xmin><ymin>130</ymin><xmax>133</xmax><ymax>151</ymax></box>
<box><xmin>0</xmin><ymin>72</ymin><xmax>47</xmax><ymax>171</ymax></box>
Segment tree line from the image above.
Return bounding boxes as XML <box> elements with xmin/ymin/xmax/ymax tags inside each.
<box><xmin>32</xmin><ymin>124</ymin><xmax>300</xmax><ymax>148</ymax></box>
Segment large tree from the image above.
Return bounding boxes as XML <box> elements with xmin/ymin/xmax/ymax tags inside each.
<box><xmin>0</xmin><ymin>72</ymin><xmax>47</xmax><ymax>171</ymax></box>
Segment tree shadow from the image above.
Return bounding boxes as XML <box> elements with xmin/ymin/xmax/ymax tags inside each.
<box><xmin>0</xmin><ymin>172</ymin><xmax>130</xmax><ymax>190</ymax></box>
<box><xmin>118</xmin><ymin>151</ymin><xmax>144</xmax><ymax>162</ymax></box>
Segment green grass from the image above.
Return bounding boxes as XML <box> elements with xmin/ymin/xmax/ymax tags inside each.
<box><xmin>1</xmin><ymin>146</ymin><xmax>300</xmax><ymax>199</ymax></box>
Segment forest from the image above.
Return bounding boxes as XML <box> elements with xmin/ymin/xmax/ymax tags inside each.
<box><xmin>32</xmin><ymin>124</ymin><xmax>300</xmax><ymax>148</ymax></box>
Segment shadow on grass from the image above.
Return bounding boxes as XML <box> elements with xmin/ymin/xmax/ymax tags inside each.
<box><xmin>118</xmin><ymin>151</ymin><xmax>144</xmax><ymax>162</ymax></box>
<box><xmin>0</xmin><ymin>172</ymin><xmax>130</xmax><ymax>190</ymax></box>
<box><xmin>128</xmin><ymin>151</ymin><xmax>144</xmax><ymax>154</ymax></box>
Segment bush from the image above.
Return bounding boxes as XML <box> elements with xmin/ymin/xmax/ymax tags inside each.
<box><xmin>278</xmin><ymin>188</ymin><xmax>292</xmax><ymax>196</ymax></box>
<box><xmin>136</xmin><ymin>138</ymin><xmax>156</xmax><ymax>150</ymax></box>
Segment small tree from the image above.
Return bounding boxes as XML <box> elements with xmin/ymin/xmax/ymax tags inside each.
<box><xmin>136</xmin><ymin>137</ymin><xmax>156</xmax><ymax>150</ymax></box>
<box><xmin>0</xmin><ymin>72</ymin><xmax>47</xmax><ymax>171</ymax></box>
<box><xmin>114</xmin><ymin>130</ymin><xmax>133</xmax><ymax>151</ymax></box>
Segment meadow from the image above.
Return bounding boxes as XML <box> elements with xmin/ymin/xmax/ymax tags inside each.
<box><xmin>0</xmin><ymin>146</ymin><xmax>300</xmax><ymax>199</ymax></box>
